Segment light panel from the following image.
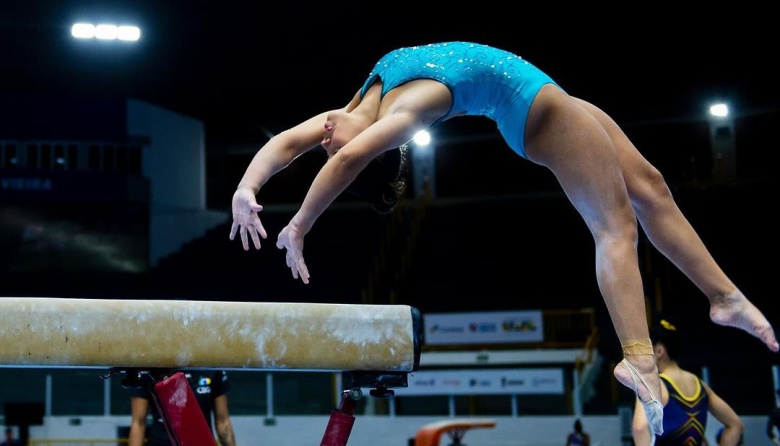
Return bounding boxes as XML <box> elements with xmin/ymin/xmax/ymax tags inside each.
<box><xmin>71</xmin><ymin>23</ymin><xmax>141</xmax><ymax>42</ymax></box>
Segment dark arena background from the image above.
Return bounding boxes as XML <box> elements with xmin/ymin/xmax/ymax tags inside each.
<box><xmin>0</xmin><ymin>3</ymin><xmax>779</xmax><ymax>445</ymax></box>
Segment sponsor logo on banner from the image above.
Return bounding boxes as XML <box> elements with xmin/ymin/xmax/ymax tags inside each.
<box><xmin>424</xmin><ymin>311</ymin><xmax>544</xmax><ymax>345</ymax></box>
<box><xmin>396</xmin><ymin>369</ymin><xmax>564</xmax><ymax>396</ymax></box>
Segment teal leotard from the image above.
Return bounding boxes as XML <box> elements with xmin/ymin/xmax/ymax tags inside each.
<box><xmin>359</xmin><ymin>41</ymin><xmax>559</xmax><ymax>158</ymax></box>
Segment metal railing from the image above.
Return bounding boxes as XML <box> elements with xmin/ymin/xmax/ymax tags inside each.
<box><xmin>30</xmin><ymin>440</ymin><xmax>129</xmax><ymax>446</ymax></box>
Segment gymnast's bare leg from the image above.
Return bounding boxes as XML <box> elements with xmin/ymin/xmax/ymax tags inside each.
<box><xmin>575</xmin><ymin>97</ymin><xmax>779</xmax><ymax>353</ymax></box>
<box><xmin>524</xmin><ymin>84</ymin><xmax>663</xmax><ymax>434</ymax></box>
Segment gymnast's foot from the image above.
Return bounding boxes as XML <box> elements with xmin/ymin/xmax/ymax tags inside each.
<box><xmin>614</xmin><ymin>356</ymin><xmax>664</xmax><ymax>436</ymax></box>
<box><xmin>710</xmin><ymin>291</ymin><xmax>779</xmax><ymax>352</ymax></box>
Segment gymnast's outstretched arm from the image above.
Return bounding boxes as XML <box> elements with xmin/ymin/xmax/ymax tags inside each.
<box><xmin>229</xmin><ymin>111</ymin><xmax>330</xmax><ymax>251</ymax></box>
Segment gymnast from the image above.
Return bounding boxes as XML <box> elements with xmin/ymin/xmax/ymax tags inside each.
<box><xmin>631</xmin><ymin>319</ymin><xmax>744</xmax><ymax>446</ymax></box>
<box><xmin>228</xmin><ymin>41</ymin><xmax>778</xmax><ymax>435</ymax></box>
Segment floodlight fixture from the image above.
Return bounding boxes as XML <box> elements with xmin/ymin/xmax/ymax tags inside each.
<box><xmin>709</xmin><ymin>103</ymin><xmax>729</xmax><ymax>118</ymax></box>
<box><xmin>413</xmin><ymin>130</ymin><xmax>431</xmax><ymax>146</ymax></box>
<box><xmin>71</xmin><ymin>22</ymin><xmax>141</xmax><ymax>42</ymax></box>
<box><xmin>71</xmin><ymin>23</ymin><xmax>95</xmax><ymax>39</ymax></box>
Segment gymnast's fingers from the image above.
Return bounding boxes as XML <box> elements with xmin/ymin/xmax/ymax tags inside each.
<box><xmin>240</xmin><ymin>226</ymin><xmax>250</xmax><ymax>251</ymax></box>
<box><xmin>229</xmin><ymin>222</ymin><xmax>238</xmax><ymax>241</ymax></box>
<box><xmin>249</xmin><ymin>227</ymin><xmax>262</xmax><ymax>250</ymax></box>
<box><xmin>298</xmin><ymin>260</ymin><xmax>310</xmax><ymax>284</ymax></box>
<box><xmin>289</xmin><ymin>255</ymin><xmax>299</xmax><ymax>280</ymax></box>
<box><xmin>255</xmin><ymin>220</ymin><xmax>268</xmax><ymax>240</ymax></box>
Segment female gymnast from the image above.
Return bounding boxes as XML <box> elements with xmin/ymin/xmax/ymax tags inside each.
<box><xmin>228</xmin><ymin>41</ymin><xmax>778</xmax><ymax>435</ymax></box>
<box><xmin>632</xmin><ymin>319</ymin><xmax>744</xmax><ymax>445</ymax></box>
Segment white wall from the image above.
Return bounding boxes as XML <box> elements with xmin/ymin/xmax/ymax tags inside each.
<box><xmin>126</xmin><ymin>99</ymin><xmax>228</xmax><ymax>266</ymax></box>
<box><xmin>24</xmin><ymin>414</ymin><xmax>773</xmax><ymax>446</ymax></box>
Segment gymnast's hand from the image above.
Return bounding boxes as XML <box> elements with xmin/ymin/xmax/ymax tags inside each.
<box><xmin>276</xmin><ymin>223</ymin><xmax>310</xmax><ymax>284</ymax></box>
<box><xmin>229</xmin><ymin>187</ymin><xmax>267</xmax><ymax>250</ymax></box>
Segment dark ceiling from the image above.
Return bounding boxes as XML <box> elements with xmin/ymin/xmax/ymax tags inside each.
<box><xmin>1</xmin><ymin>1</ymin><xmax>779</xmax><ymax>148</ymax></box>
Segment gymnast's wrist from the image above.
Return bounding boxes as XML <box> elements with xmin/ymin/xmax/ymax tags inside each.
<box><xmin>236</xmin><ymin>183</ymin><xmax>260</xmax><ymax>195</ymax></box>
<box><xmin>290</xmin><ymin>213</ymin><xmax>313</xmax><ymax>235</ymax></box>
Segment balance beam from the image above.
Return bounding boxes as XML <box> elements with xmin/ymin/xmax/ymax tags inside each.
<box><xmin>0</xmin><ymin>298</ymin><xmax>421</xmax><ymax>372</ymax></box>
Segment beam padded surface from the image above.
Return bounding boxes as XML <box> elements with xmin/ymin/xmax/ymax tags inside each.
<box><xmin>0</xmin><ymin>298</ymin><xmax>419</xmax><ymax>371</ymax></box>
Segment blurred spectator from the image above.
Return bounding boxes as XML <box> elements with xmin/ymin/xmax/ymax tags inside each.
<box><xmin>0</xmin><ymin>427</ymin><xmax>21</xmax><ymax>446</ymax></box>
<box><xmin>127</xmin><ymin>370</ymin><xmax>237</xmax><ymax>446</ymax></box>
<box><xmin>565</xmin><ymin>418</ymin><xmax>590</xmax><ymax>446</ymax></box>
<box><xmin>631</xmin><ymin>319</ymin><xmax>744</xmax><ymax>446</ymax></box>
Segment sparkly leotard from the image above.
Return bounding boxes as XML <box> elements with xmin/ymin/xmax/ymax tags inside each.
<box><xmin>655</xmin><ymin>373</ymin><xmax>709</xmax><ymax>446</ymax></box>
<box><xmin>359</xmin><ymin>41</ymin><xmax>559</xmax><ymax>158</ymax></box>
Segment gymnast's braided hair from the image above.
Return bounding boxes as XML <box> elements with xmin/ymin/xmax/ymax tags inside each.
<box><xmin>345</xmin><ymin>144</ymin><xmax>410</xmax><ymax>214</ymax></box>
<box><xmin>650</xmin><ymin>318</ymin><xmax>682</xmax><ymax>361</ymax></box>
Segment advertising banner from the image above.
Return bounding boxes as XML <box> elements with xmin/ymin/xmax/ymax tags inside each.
<box><xmin>424</xmin><ymin>310</ymin><xmax>544</xmax><ymax>345</ymax></box>
<box><xmin>394</xmin><ymin>368</ymin><xmax>564</xmax><ymax>395</ymax></box>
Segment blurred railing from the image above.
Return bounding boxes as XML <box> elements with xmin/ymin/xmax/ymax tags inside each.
<box><xmin>30</xmin><ymin>440</ymin><xmax>128</xmax><ymax>446</ymax></box>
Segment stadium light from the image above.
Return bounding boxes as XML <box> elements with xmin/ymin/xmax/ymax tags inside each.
<box><xmin>707</xmin><ymin>101</ymin><xmax>735</xmax><ymax>182</ymax></box>
<box><xmin>410</xmin><ymin>129</ymin><xmax>436</xmax><ymax>199</ymax></box>
<box><xmin>413</xmin><ymin>130</ymin><xmax>432</xmax><ymax>146</ymax></box>
<box><xmin>709</xmin><ymin>102</ymin><xmax>729</xmax><ymax>118</ymax></box>
<box><xmin>71</xmin><ymin>23</ymin><xmax>141</xmax><ymax>42</ymax></box>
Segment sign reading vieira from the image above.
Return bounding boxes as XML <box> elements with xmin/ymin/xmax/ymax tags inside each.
<box><xmin>423</xmin><ymin>310</ymin><xmax>544</xmax><ymax>345</ymax></box>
